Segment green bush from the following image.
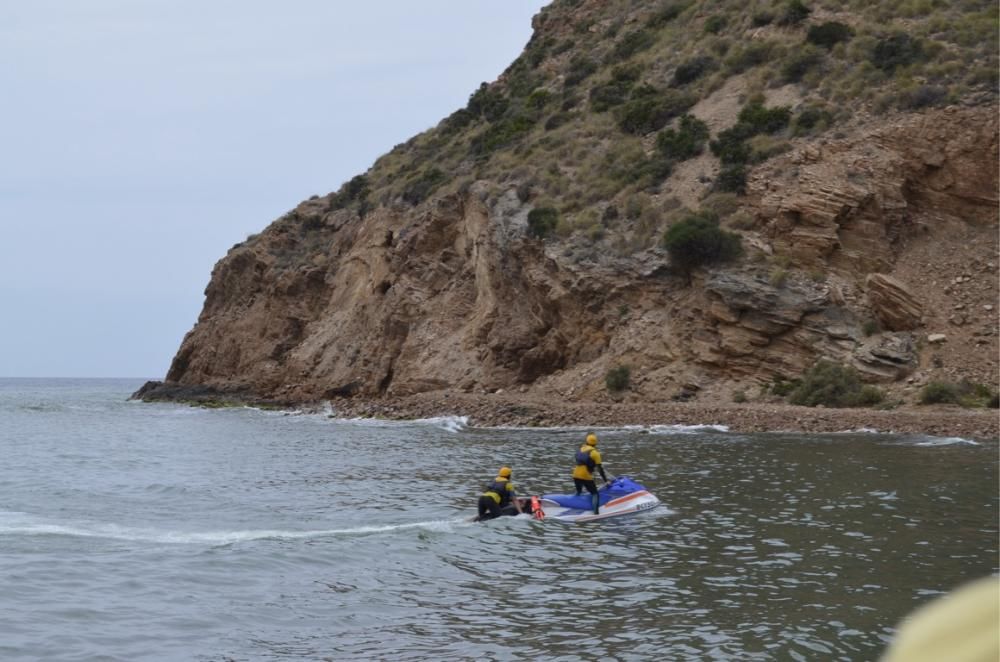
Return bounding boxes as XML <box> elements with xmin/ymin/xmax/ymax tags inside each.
<box><xmin>792</xmin><ymin>106</ymin><xmax>833</xmax><ymax>135</ymax></box>
<box><xmin>402</xmin><ymin>168</ymin><xmax>447</xmax><ymax>205</ymax></box>
<box><xmin>471</xmin><ymin>114</ymin><xmax>535</xmax><ymax>154</ymax></box>
<box><xmin>770</xmin><ymin>377</ymin><xmax>801</xmax><ymax>397</ymax></box>
<box><xmin>608</xmin><ymin>28</ymin><xmax>657</xmax><ymax>62</ymax></box>
<box><xmin>807</xmin><ymin>22</ymin><xmax>854</xmax><ymax>49</ymax></box>
<box><xmin>733</xmin><ymin>389</ymin><xmax>748</xmax><ymax>403</ymax></box>
<box><xmin>714</xmin><ymin>164</ymin><xmax>747</xmax><ymax>194</ymax></box>
<box><xmin>627</xmin><ymin>154</ymin><xmax>673</xmax><ymax>190</ymax></box>
<box><xmin>655</xmin><ymin>114</ymin><xmax>710</xmax><ymax>161</ymax></box>
<box><xmin>616</xmin><ymin>89</ymin><xmax>697</xmax><ymax>135</ymax></box>
<box><xmin>711</xmin><ymin>127</ymin><xmax>754</xmax><ymax>164</ymax></box>
<box><xmin>647</xmin><ymin>1</ymin><xmax>690</xmax><ymax>29</ymax></box>
<box><xmin>544</xmin><ymin>111</ymin><xmax>574</xmax><ymax>131</ymax></box>
<box><xmin>920</xmin><ymin>380</ymin><xmax>999</xmax><ymax>407</ymax></box>
<box><xmin>711</xmin><ymin>103</ymin><xmax>791</xmax><ymax>173</ymax></box>
<box><xmin>782</xmin><ymin>46</ymin><xmax>824</xmax><ymax>83</ymax></box>
<box><xmin>788</xmin><ymin>360</ymin><xmax>884</xmax><ymax>408</ymax></box>
<box><xmin>589</xmin><ymin>66</ymin><xmax>642</xmax><ymax>112</ymax></box>
<box><xmin>919</xmin><ymin>381</ymin><xmax>960</xmax><ymax>405</ymax></box>
<box><xmin>662</xmin><ymin>210</ymin><xmax>743</xmax><ymax>273</ymax></box>
<box><xmin>527</xmin><ymin>207</ymin><xmax>559</xmax><ymax>239</ymax></box>
<box><xmin>564</xmin><ymin>55</ymin><xmax>598</xmax><ymax>88</ymax></box>
<box><xmin>777</xmin><ymin>0</ymin><xmax>812</xmax><ymax>27</ymax></box>
<box><xmin>738</xmin><ymin>103</ymin><xmax>792</xmax><ymax>134</ymax></box>
<box><xmin>672</xmin><ymin>55</ymin><xmax>717</xmax><ymax>86</ymax></box>
<box><xmin>704</xmin><ymin>15</ymin><xmax>727</xmax><ymax>34</ymax></box>
<box><xmin>527</xmin><ymin>88</ymin><xmax>553</xmax><ymax>110</ymax></box>
<box><xmin>467</xmin><ymin>83</ymin><xmax>509</xmax><ymax>121</ymax></box>
<box><xmin>329</xmin><ymin>174</ymin><xmax>370</xmax><ymax>211</ymax></box>
<box><xmin>871</xmin><ymin>33</ymin><xmax>925</xmax><ymax>72</ymax></box>
<box><xmin>605</xmin><ymin>365</ymin><xmax>631</xmax><ymax>392</ymax></box>
<box><xmin>725</xmin><ymin>41</ymin><xmax>775</xmax><ymax>74</ymax></box>
<box><xmin>898</xmin><ymin>84</ymin><xmax>948</xmax><ymax>109</ymax></box>
<box><xmin>751</xmin><ymin>11</ymin><xmax>774</xmax><ymax>27</ymax></box>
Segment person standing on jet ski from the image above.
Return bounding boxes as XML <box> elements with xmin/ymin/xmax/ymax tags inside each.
<box><xmin>475</xmin><ymin>466</ymin><xmax>523</xmax><ymax>522</ymax></box>
<box><xmin>573</xmin><ymin>433</ymin><xmax>609</xmax><ymax>514</ymax></box>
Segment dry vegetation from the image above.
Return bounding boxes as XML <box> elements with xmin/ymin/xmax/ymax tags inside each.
<box><xmin>322</xmin><ymin>0</ymin><xmax>996</xmax><ymax>256</ymax></box>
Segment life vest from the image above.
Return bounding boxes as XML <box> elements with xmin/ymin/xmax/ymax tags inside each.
<box><xmin>575</xmin><ymin>446</ymin><xmax>596</xmax><ymax>471</ymax></box>
<box><xmin>483</xmin><ymin>477</ymin><xmax>512</xmax><ymax>505</ymax></box>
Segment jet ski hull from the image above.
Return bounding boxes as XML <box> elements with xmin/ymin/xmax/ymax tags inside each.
<box><xmin>537</xmin><ymin>476</ymin><xmax>661</xmax><ymax>523</ymax></box>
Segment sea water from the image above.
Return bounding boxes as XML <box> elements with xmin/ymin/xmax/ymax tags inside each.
<box><xmin>1</xmin><ymin>378</ymin><xmax>996</xmax><ymax>660</ymax></box>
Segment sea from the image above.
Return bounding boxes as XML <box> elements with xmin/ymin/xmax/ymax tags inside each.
<box><xmin>1</xmin><ymin>378</ymin><xmax>996</xmax><ymax>661</ymax></box>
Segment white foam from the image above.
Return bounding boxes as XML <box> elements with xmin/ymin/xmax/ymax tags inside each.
<box><xmin>329</xmin><ymin>414</ymin><xmax>469</xmax><ymax>433</ymax></box>
<box><xmin>640</xmin><ymin>424</ymin><xmax>730</xmax><ymax>434</ymax></box>
<box><xmin>0</xmin><ymin>513</ymin><xmax>468</xmax><ymax>545</ymax></box>
<box><xmin>837</xmin><ymin>427</ymin><xmax>881</xmax><ymax>434</ymax></box>
<box><xmin>913</xmin><ymin>436</ymin><xmax>980</xmax><ymax>447</ymax></box>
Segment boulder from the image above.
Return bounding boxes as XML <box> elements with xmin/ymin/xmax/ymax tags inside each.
<box><xmin>853</xmin><ymin>333</ymin><xmax>917</xmax><ymax>381</ymax></box>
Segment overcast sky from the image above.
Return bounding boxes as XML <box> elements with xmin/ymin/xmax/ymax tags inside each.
<box><xmin>0</xmin><ymin>1</ymin><xmax>548</xmax><ymax>378</ymax></box>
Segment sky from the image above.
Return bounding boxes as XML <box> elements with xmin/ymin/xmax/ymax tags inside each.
<box><xmin>0</xmin><ymin>1</ymin><xmax>549</xmax><ymax>378</ymax></box>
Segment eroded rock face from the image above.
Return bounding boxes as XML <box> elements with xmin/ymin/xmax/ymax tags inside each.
<box><xmin>865</xmin><ymin>273</ymin><xmax>923</xmax><ymax>331</ymax></box>
<box><xmin>852</xmin><ymin>333</ymin><xmax>917</xmax><ymax>382</ymax></box>
<box><xmin>152</xmin><ymin>106</ymin><xmax>998</xmax><ymax>405</ymax></box>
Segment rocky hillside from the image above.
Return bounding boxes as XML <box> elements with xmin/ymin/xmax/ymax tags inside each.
<box><xmin>138</xmin><ymin>0</ymin><xmax>999</xmax><ymax>410</ymax></box>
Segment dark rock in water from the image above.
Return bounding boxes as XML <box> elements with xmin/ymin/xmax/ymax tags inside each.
<box><xmin>129</xmin><ymin>380</ymin><xmax>285</xmax><ymax>408</ymax></box>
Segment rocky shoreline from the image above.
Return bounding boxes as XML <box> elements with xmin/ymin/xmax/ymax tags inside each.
<box><xmin>134</xmin><ymin>381</ymin><xmax>998</xmax><ymax>441</ymax></box>
<box><xmin>328</xmin><ymin>392</ymin><xmax>999</xmax><ymax>440</ymax></box>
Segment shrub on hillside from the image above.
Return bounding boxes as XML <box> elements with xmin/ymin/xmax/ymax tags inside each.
<box><xmin>714</xmin><ymin>164</ymin><xmax>747</xmax><ymax>194</ymax></box>
<box><xmin>527</xmin><ymin>207</ymin><xmax>559</xmax><ymax>239</ymax></box>
<box><xmin>329</xmin><ymin>174</ymin><xmax>370</xmax><ymax>212</ymax></box>
<box><xmin>918</xmin><ymin>381</ymin><xmax>959</xmax><ymax>405</ymax></box>
<box><xmin>781</xmin><ymin>46</ymin><xmax>824</xmax><ymax>83</ymax></box>
<box><xmin>605</xmin><ymin>365</ymin><xmax>631</xmax><ymax>392</ymax></box>
<box><xmin>617</xmin><ymin>88</ymin><xmax>697</xmax><ymax>135</ymax></box>
<box><xmin>608</xmin><ymin>28</ymin><xmax>657</xmax><ymax>62</ymax></box>
<box><xmin>788</xmin><ymin>360</ymin><xmax>884</xmax><ymax>408</ymax></box>
<box><xmin>898</xmin><ymin>84</ymin><xmax>948</xmax><ymax>109</ymax></box>
<box><xmin>777</xmin><ymin>0</ymin><xmax>812</xmax><ymax>27</ymax></box>
<box><xmin>704</xmin><ymin>15</ymin><xmax>727</xmax><ymax>34</ymax></box>
<box><xmin>467</xmin><ymin>83</ymin><xmax>509</xmax><ymax>122</ymax></box>
<box><xmin>871</xmin><ymin>33</ymin><xmax>925</xmax><ymax>72</ymax></box>
<box><xmin>920</xmin><ymin>380</ymin><xmax>998</xmax><ymax>407</ymax></box>
<box><xmin>564</xmin><ymin>55</ymin><xmax>598</xmax><ymax>88</ymax></box>
<box><xmin>655</xmin><ymin>114</ymin><xmax>710</xmax><ymax>160</ymax></box>
<box><xmin>527</xmin><ymin>88</ymin><xmax>552</xmax><ymax>110</ymax></box>
<box><xmin>647</xmin><ymin>1</ymin><xmax>690</xmax><ymax>29</ymax></box>
<box><xmin>725</xmin><ymin>41</ymin><xmax>776</xmax><ymax>74</ymax></box>
<box><xmin>672</xmin><ymin>55</ymin><xmax>717</xmax><ymax>86</ymax></box>
<box><xmin>662</xmin><ymin>210</ymin><xmax>743</xmax><ymax>274</ymax></box>
<box><xmin>402</xmin><ymin>168</ymin><xmax>447</xmax><ymax>206</ymax></box>
<box><xmin>738</xmin><ymin>103</ymin><xmax>792</xmax><ymax>134</ymax></box>
<box><xmin>711</xmin><ymin>102</ymin><xmax>791</xmax><ymax>168</ymax></box>
<box><xmin>792</xmin><ymin>106</ymin><xmax>833</xmax><ymax>135</ymax></box>
<box><xmin>627</xmin><ymin>154</ymin><xmax>673</xmax><ymax>190</ymax></box>
<box><xmin>589</xmin><ymin>65</ymin><xmax>642</xmax><ymax>112</ymax></box>
<box><xmin>807</xmin><ymin>22</ymin><xmax>854</xmax><ymax>49</ymax></box>
<box><xmin>471</xmin><ymin>114</ymin><xmax>535</xmax><ymax>154</ymax></box>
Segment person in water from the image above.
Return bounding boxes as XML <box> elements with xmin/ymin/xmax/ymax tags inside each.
<box><xmin>475</xmin><ymin>466</ymin><xmax>523</xmax><ymax>522</ymax></box>
<box><xmin>573</xmin><ymin>433</ymin><xmax>609</xmax><ymax>514</ymax></box>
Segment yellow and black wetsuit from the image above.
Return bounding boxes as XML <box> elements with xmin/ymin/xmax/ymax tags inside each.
<box><xmin>572</xmin><ymin>444</ymin><xmax>607</xmax><ymax>514</ymax></box>
<box><xmin>476</xmin><ymin>477</ymin><xmax>515</xmax><ymax>522</ymax></box>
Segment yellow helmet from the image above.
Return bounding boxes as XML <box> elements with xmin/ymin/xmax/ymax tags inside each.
<box><xmin>586</xmin><ymin>433</ymin><xmax>598</xmax><ymax>446</ymax></box>
<box><xmin>498</xmin><ymin>466</ymin><xmax>512</xmax><ymax>478</ymax></box>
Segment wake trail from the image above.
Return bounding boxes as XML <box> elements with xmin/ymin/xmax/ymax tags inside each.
<box><xmin>0</xmin><ymin>512</ymin><xmax>470</xmax><ymax>546</ymax></box>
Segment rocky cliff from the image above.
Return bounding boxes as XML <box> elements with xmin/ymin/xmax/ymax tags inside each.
<box><xmin>138</xmin><ymin>0</ymin><xmax>999</xmax><ymax>409</ymax></box>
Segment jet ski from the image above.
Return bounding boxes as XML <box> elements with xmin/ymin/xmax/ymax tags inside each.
<box><xmin>535</xmin><ymin>476</ymin><xmax>660</xmax><ymax>523</ymax></box>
